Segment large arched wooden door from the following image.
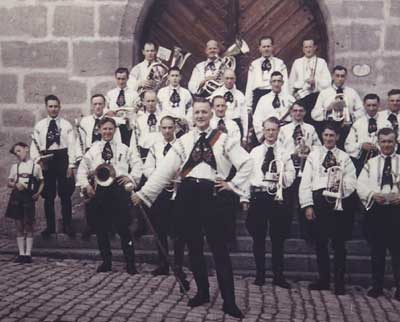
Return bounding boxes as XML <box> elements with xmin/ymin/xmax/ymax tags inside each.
<box><xmin>140</xmin><ymin>0</ymin><xmax>328</xmax><ymax>91</ymax></box>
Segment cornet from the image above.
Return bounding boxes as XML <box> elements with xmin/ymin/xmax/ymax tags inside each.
<box><xmin>294</xmin><ymin>137</ymin><xmax>311</xmax><ymax>177</ymax></box>
<box><xmin>326</xmin><ymin>94</ymin><xmax>351</xmax><ymax>125</ymax></box>
<box><xmin>263</xmin><ymin>159</ymin><xmax>284</xmax><ymax>202</ymax></box>
<box><xmin>322</xmin><ymin>165</ymin><xmax>344</xmax><ymax>211</ymax></box>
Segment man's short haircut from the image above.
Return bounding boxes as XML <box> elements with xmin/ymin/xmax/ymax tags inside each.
<box><xmin>91</xmin><ymin>94</ymin><xmax>106</xmax><ymax>103</ymax></box>
<box><xmin>291</xmin><ymin>101</ymin><xmax>306</xmax><ymax>110</ymax></box>
<box><xmin>388</xmin><ymin>89</ymin><xmax>400</xmax><ymax>97</ymax></box>
<box><xmin>45</xmin><ymin>94</ymin><xmax>60</xmax><ymax>106</ymax></box>
<box><xmin>193</xmin><ymin>96</ymin><xmax>211</xmax><ymax>108</ymax></box>
<box><xmin>115</xmin><ymin>67</ymin><xmax>129</xmax><ymax>76</ymax></box>
<box><xmin>99</xmin><ymin>117</ymin><xmax>117</xmax><ymax>128</ymax></box>
<box><xmin>262</xmin><ymin>116</ymin><xmax>280</xmax><ymax>127</ymax></box>
<box><xmin>271</xmin><ymin>71</ymin><xmax>283</xmax><ymax>79</ymax></box>
<box><xmin>168</xmin><ymin>66</ymin><xmax>181</xmax><ymax>74</ymax></box>
<box><xmin>322</xmin><ymin>121</ymin><xmax>340</xmax><ymax>135</ymax></box>
<box><xmin>363</xmin><ymin>93</ymin><xmax>380</xmax><ymax>103</ymax></box>
<box><xmin>143</xmin><ymin>42</ymin><xmax>156</xmax><ymax>49</ymax></box>
<box><xmin>9</xmin><ymin>142</ymin><xmax>28</xmax><ymax>155</ymax></box>
<box><xmin>302</xmin><ymin>37</ymin><xmax>317</xmax><ymax>45</ymax></box>
<box><xmin>211</xmin><ymin>95</ymin><xmax>225</xmax><ymax>106</ymax></box>
<box><xmin>259</xmin><ymin>36</ymin><xmax>274</xmax><ymax>45</ymax></box>
<box><xmin>160</xmin><ymin>115</ymin><xmax>176</xmax><ymax>125</ymax></box>
<box><xmin>377</xmin><ymin>127</ymin><xmax>397</xmax><ymax>140</ymax></box>
<box><xmin>333</xmin><ymin>65</ymin><xmax>347</xmax><ymax>74</ymax></box>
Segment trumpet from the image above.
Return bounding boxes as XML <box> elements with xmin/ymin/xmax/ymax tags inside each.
<box><xmin>322</xmin><ymin>165</ymin><xmax>344</xmax><ymax>211</ymax></box>
<box><xmin>293</xmin><ymin>136</ymin><xmax>311</xmax><ymax>177</ymax></box>
<box><xmin>293</xmin><ymin>58</ymin><xmax>317</xmax><ymax>100</ymax></box>
<box><xmin>263</xmin><ymin>159</ymin><xmax>284</xmax><ymax>202</ymax></box>
<box><xmin>326</xmin><ymin>94</ymin><xmax>351</xmax><ymax>125</ymax></box>
<box><xmin>360</xmin><ymin>134</ymin><xmax>379</xmax><ymax>167</ymax></box>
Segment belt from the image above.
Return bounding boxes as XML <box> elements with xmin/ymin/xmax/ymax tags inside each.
<box><xmin>183</xmin><ymin>177</ymin><xmax>214</xmax><ymax>185</ymax></box>
<box><xmin>251</xmin><ymin>186</ymin><xmax>268</xmax><ymax>193</ymax></box>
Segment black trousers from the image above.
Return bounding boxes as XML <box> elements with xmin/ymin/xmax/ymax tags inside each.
<box><xmin>246</xmin><ymin>191</ymin><xmax>291</xmax><ymax>277</ymax></box>
<box><xmin>249</xmin><ymin>88</ymin><xmax>272</xmax><ymax>147</ymax></box>
<box><xmin>174</xmin><ymin>178</ymin><xmax>237</xmax><ymax>305</ymax></box>
<box><xmin>93</xmin><ymin>183</ymin><xmax>135</xmax><ymax>264</ymax></box>
<box><xmin>41</xmin><ymin>149</ymin><xmax>75</xmax><ymax>232</ymax></box>
<box><xmin>149</xmin><ymin>190</ymin><xmax>185</xmax><ymax>268</ymax></box>
<box><xmin>364</xmin><ymin>205</ymin><xmax>400</xmax><ymax>289</ymax></box>
<box><xmin>307</xmin><ymin>190</ymin><xmax>355</xmax><ymax>284</ymax></box>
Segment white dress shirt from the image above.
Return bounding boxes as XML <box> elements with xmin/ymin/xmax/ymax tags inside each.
<box><xmin>245</xmin><ymin>56</ymin><xmax>289</xmax><ymax>107</ymax></box>
<box><xmin>157</xmin><ymin>85</ymin><xmax>193</xmax><ymax>119</ymax></box>
<box><xmin>76</xmin><ymin>139</ymin><xmax>143</xmax><ymax>188</ymax></box>
<box><xmin>31</xmin><ymin>116</ymin><xmax>76</xmax><ymax>168</ymax></box>
<box><xmin>136</xmin><ymin>126</ymin><xmax>253</xmax><ymax>206</ymax></box>
<box><xmin>188</xmin><ymin>58</ymin><xmax>223</xmax><ymax>94</ymax></box>
<box><xmin>210</xmin><ymin>116</ymin><xmax>241</xmax><ymax>143</ymax></box>
<box><xmin>133</xmin><ymin>111</ymin><xmax>162</xmax><ymax>150</ymax></box>
<box><xmin>211</xmin><ymin>85</ymin><xmax>248</xmax><ymax>138</ymax></box>
<box><xmin>143</xmin><ymin>137</ymin><xmax>176</xmax><ymax>179</ymax></box>
<box><xmin>106</xmin><ymin>86</ymin><xmax>139</xmax><ymax>110</ymax></box>
<box><xmin>253</xmin><ymin>91</ymin><xmax>295</xmax><ymax>142</ymax></box>
<box><xmin>311</xmin><ymin>84</ymin><xmax>364</xmax><ymax>122</ymax></box>
<box><xmin>289</xmin><ymin>56</ymin><xmax>331</xmax><ymax>95</ymax></box>
<box><xmin>299</xmin><ymin>146</ymin><xmax>357</xmax><ymax>208</ymax></box>
<box><xmin>9</xmin><ymin>160</ymin><xmax>44</xmax><ymax>188</ymax></box>
<box><xmin>127</xmin><ymin>60</ymin><xmax>154</xmax><ymax>92</ymax></box>
<box><xmin>345</xmin><ymin>114</ymin><xmax>392</xmax><ymax>159</ymax></box>
<box><xmin>277</xmin><ymin>121</ymin><xmax>321</xmax><ymax>156</ymax></box>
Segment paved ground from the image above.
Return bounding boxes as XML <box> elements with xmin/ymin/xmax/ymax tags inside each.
<box><xmin>0</xmin><ymin>254</ymin><xmax>400</xmax><ymax>322</ymax></box>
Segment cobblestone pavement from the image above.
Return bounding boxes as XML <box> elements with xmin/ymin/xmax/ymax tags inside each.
<box><xmin>0</xmin><ymin>255</ymin><xmax>400</xmax><ymax>322</ymax></box>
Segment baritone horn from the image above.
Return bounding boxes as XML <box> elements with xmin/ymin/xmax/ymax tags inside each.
<box><xmin>263</xmin><ymin>159</ymin><xmax>284</xmax><ymax>202</ymax></box>
<box><xmin>322</xmin><ymin>165</ymin><xmax>344</xmax><ymax>211</ymax></box>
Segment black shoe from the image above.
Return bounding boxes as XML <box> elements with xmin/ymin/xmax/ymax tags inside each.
<box><xmin>273</xmin><ymin>277</ymin><xmax>291</xmax><ymax>289</ymax></box>
<box><xmin>334</xmin><ymin>284</ymin><xmax>346</xmax><ymax>295</ymax></box>
<box><xmin>179</xmin><ymin>279</ymin><xmax>190</xmax><ymax>293</ymax></box>
<box><xmin>222</xmin><ymin>302</ymin><xmax>244</xmax><ymax>319</ymax></box>
<box><xmin>187</xmin><ymin>292</ymin><xmax>210</xmax><ymax>307</ymax></box>
<box><xmin>367</xmin><ymin>287</ymin><xmax>383</xmax><ymax>298</ymax></box>
<box><xmin>97</xmin><ymin>262</ymin><xmax>112</xmax><ymax>273</ymax></box>
<box><xmin>64</xmin><ymin>226</ymin><xmax>76</xmax><ymax>238</ymax></box>
<box><xmin>13</xmin><ymin>255</ymin><xmax>25</xmax><ymax>263</ymax></box>
<box><xmin>41</xmin><ymin>229</ymin><xmax>53</xmax><ymax>240</ymax></box>
<box><xmin>23</xmin><ymin>256</ymin><xmax>33</xmax><ymax>264</ymax></box>
<box><xmin>81</xmin><ymin>228</ymin><xmax>92</xmax><ymax>241</ymax></box>
<box><xmin>174</xmin><ymin>267</ymin><xmax>187</xmax><ymax>280</ymax></box>
<box><xmin>151</xmin><ymin>265</ymin><xmax>169</xmax><ymax>276</ymax></box>
<box><xmin>308</xmin><ymin>280</ymin><xmax>330</xmax><ymax>291</ymax></box>
<box><xmin>126</xmin><ymin>262</ymin><xmax>138</xmax><ymax>275</ymax></box>
<box><xmin>394</xmin><ymin>288</ymin><xmax>400</xmax><ymax>301</ymax></box>
<box><xmin>253</xmin><ymin>273</ymin><xmax>265</xmax><ymax>286</ymax></box>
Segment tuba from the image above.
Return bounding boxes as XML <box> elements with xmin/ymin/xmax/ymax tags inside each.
<box><xmin>326</xmin><ymin>94</ymin><xmax>351</xmax><ymax>125</ymax></box>
<box><xmin>198</xmin><ymin>37</ymin><xmax>249</xmax><ymax>98</ymax></box>
<box><xmin>263</xmin><ymin>159</ymin><xmax>284</xmax><ymax>202</ymax></box>
<box><xmin>322</xmin><ymin>165</ymin><xmax>344</xmax><ymax>211</ymax></box>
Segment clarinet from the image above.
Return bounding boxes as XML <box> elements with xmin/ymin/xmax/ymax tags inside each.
<box><xmin>75</xmin><ymin>118</ymin><xmax>86</xmax><ymax>163</ymax></box>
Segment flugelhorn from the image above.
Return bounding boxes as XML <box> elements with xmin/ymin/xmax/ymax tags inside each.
<box><xmin>263</xmin><ymin>159</ymin><xmax>284</xmax><ymax>202</ymax></box>
<box><xmin>322</xmin><ymin>165</ymin><xmax>344</xmax><ymax>211</ymax></box>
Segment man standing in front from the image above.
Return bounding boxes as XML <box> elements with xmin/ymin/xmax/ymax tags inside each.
<box><xmin>132</xmin><ymin>98</ymin><xmax>252</xmax><ymax>318</ymax></box>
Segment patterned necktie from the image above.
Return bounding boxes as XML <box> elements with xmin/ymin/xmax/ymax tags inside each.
<box><xmin>116</xmin><ymin>89</ymin><xmax>126</xmax><ymax>107</ymax></box>
<box><xmin>322</xmin><ymin>150</ymin><xmax>337</xmax><ymax>170</ymax></box>
<box><xmin>261</xmin><ymin>58</ymin><xmax>272</xmax><ymax>72</ymax></box>
<box><xmin>147</xmin><ymin>113</ymin><xmax>157</xmax><ymax>130</ymax></box>
<box><xmin>206</xmin><ymin>61</ymin><xmax>215</xmax><ymax>72</ymax></box>
<box><xmin>217</xmin><ymin>118</ymin><xmax>227</xmax><ymax>133</ymax></box>
<box><xmin>272</xmin><ymin>94</ymin><xmax>281</xmax><ymax>109</ymax></box>
<box><xmin>197</xmin><ymin>132</ymin><xmax>217</xmax><ymax>169</ymax></box>
<box><xmin>336</xmin><ymin>87</ymin><xmax>344</xmax><ymax>94</ymax></box>
<box><xmin>92</xmin><ymin>118</ymin><xmax>101</xmax><ymax>143</ymax></box>
<box><xmin>163</xmin><ymin>142</ymin><xmax>172</xmax><ymax>156</ymax></box>
<box><xmin>381</xmin><ymin>156</ymin><xmax>393</xmax><ymax>189</ymax></box>
<box><xmin>292</xmin><ymin>124</ymin><xmax>303</xmax><ymax>142</ymax></box>
<box><xmin>368</xmin><ymin>118</ymin><xmax>377</xmax><ymax>134</ymax></box>
<box><xmin>102</xmin><ymin>141</ymin><xmax>113</xmax><ymax>162</ymax></box>
<box><xmin>261</xmin><ymin>147</ymin><xmax>275</xmax><ymax>174</ymax></box>
<box><xmin>388</xmin><ymin>113</ymin><xmax>398</xmax><ymax>132</ymax></box>
<box><xmin>170</xmin><ymin>88</ymin><xmax>180</xmax><ymax>108</ymax></box>
<box><xmin>46</xmin><ymin>119</ymin><xmax>60</xmax><ymax>149</ymax></box>
<box><xmin>224</xmin><ymin>91</ymin><xmax>234</xmax><ymax>103</ymax></box>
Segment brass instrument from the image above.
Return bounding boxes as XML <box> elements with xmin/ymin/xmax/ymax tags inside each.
<box><xmin>360</xmin><ymin>134</ymin><xmax>379</xmax><ymax>167</ymax></box>
<box><xmin>293</xmin><ymin>57</ymin><xmax>318</xmax><ymax>100</ymax></box>
<box><xmin>322</xmin><ymin>165</ymin><xmax>344</xmax><ymax>211</ymax></box>
<box><xmin>326</xmin><ymin>94</ymin><xmax>351</xmax><ymax>125</ymax></box>
<box><xmin>294</xmin><ymin>136</ymin><xmax>311</xmax><ymax>177</ymax></box>
<box><xmin>198</xmin><ymin>37</ymin><xmax>249</xmax><ymax>98</ymax></box>
<box><xmin>74</xmin><ymin>117</ymin><xmax>87</xmax><ymax>163</ymax></box>
<box><xmin>263</xmin><ymin>159</ymin><xmax>284</xmax><ymax>202</ymax></box>
<box><xmin>170</xmin><ymin>46</ymin><xmax>192</xmax><ymax>70</ymax></box>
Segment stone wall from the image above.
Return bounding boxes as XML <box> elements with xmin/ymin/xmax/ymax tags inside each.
<box><xmin>0</xmin><ymin>0</ymin><xmax>399</xmax><ymax>201</ymax></box>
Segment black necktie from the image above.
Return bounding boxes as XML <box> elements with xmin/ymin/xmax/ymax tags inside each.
<box><xmin>272</xmin><ymin>94</ymin><xmax>281</xmax><ymax>109</ymax></box>
<box><xmin>368</xmin><ymin>118</ymin><xmax>377</xmax><ymax>134</ymax></box>
<box><xmin>217</xmin><ymin>118</ymin><xmax>227</xmax><ymax>133</ymax></box>
<box><xmin>92</xmin><ymin>118</ymin><xmax>101</xmax><ymax>143</ymax></box>
<box><xmin>206</xmin><ymin>61</ymin><xmax>215</xmax><ymax>71</ymax></box>
<box><xmin>322</xmin><ymin>150</ymin><xmax>337</xmax><ymax>170</ymax></box>
<box><xmin>224</xmin><ymin>91</ymin><xmax>234</xmax><ymax>103</ymax></box>
<box><xmin>147</xmin><ymin>113</ymin><xmax>157</xmax><ymax>129</ymax></box>
<box><xmin>163</xmin><ymin>142</ymin><xmax>172</xmax><ymax>156</ymax></box>
<box><xmin>381</xmin><ymin>156</ymin><xmax>393</xmax><ymax>189</ymax></box>
<box><xmin>261</xmin><ymin>147</ymin><xmax>275</xmax><ymax>174</ymax></box>
<box><xmin>292</xmin><ymin>124</ymin><xmax>303</xmax><ymax>142</ymax></box>
<box><xmin>46</xmin><ymin>119</ymin><xmax>60</xmax><ymax>149</ymax></box>
<box><xmin>336</xmin><ymin>87</ymin><xmax>344</xmax><ymax>94</ymax></box>
<box><xmin>102</xmin><ymin>142</ymin><xmax>113</xmax><ymax>162</ymax></box>
<box><xmin>197</xmin><ymin>132</ymin><xmax>217</xmax><ymax>169</ymax></box>
<box><xmin>116</xmin><ymin>89</ymin><xmax>126</xmax><ymax>107</ymax></box>
<box><xmin>261</xmin><ymin>58</ymin><xmax>272</xmax><ymax>72</ymax></box>
<box><xmin>170</xmin><ymin>89</ymin><xmax>180</xmax><ymax>107</ymax></box>
<box><xmin>388</xmin><ymin>113</ymin><xmax>398</xmax><ymax>132</ymax></box>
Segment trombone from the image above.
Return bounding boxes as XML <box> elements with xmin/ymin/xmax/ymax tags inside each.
<box><xmin>263</xmin><ymin>159</ymin><xmax>284</xmax><ymax>202</ymax></box>
<box><xmin>322</xmin><ymin>165</ymin><xmax>344</xmax><ymax>211</ymax></box>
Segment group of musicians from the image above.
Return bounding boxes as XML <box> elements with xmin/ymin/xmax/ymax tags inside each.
<box><xmin>27</xmin><ymin>36</ymin><xmax>400</xmax><ymax>318</ymax></box>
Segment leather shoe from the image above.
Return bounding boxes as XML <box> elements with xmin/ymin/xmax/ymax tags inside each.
<box><xmin>179</xmin><ymin>279</ymin><xmax>190</xmax><ymax>293</ymax></box>
<box><xmin>151</xmin><ymin>265</ymin><xmax>169</xmax><ymax>276</ymax></box>
<box><xmin>367</xmin><ymin>287</ymin><xmax>383</xmax><ymax>298</ymax></box>
<box><xmin>23</xmin><ymin>256</ymin><xmax>33</xmax><ymax>264</ymax></box>
<box><xmin>13</xmin><ymin>255</ymin><xmax>25</xmax><ymax>263</ymax></box>
<box><xmin>187</xmin><ymin>292</ymin><xmax>210</xmax><ymax>307</ymax></box>
<box><xmin>273</xmin><ymin>277</ymin><xmax>291</xmax><ymax>289</ymax></box>
<box><xmin>308</xmin><ymin>280</ymin><xmax>330</xmax><ymax>291</ymax></box>
<box><xmin>253</xmin><ymin>273</ymin><xmax>265</xmax><ymax>286</ymax></box>
<box><xmin>97</xmin><ymin>261</ymin><xmax>112</xmax><ymax>273</ymax></box>
<box><xmin>394</xmin><ymin>288</ymin><xmax>400</xmax><ymax>301</ymax></box>
<box><xmin>127</xmin><ymin>262</ymin><xmax>138</xmax><ymax>275</ymax></box>
<box><xmin>222</xmin><ymin>302</ymin><xmax>244</xmax><ymax>319</ymax></box>
<box><xmin>334</xmin><ymin>284</ymin><xmax>346</xmax><ymax>295</ymax></box>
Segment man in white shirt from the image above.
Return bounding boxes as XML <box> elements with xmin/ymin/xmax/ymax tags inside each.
<box><xmin>188</xmin><ymin>40</ymin><xmax>223</xmax><ymax>96</ymax></box>
<box><xmin>345</xmin><ymin>94</ymin><xmax>392</xmax><ymax>175</ymax></box>
<box><xmin>31</xmin><ymin>95</ymin><xmax>76</xmax><ymax>239</ymax></box>
<box><xmin>289</xmin><ymin>38</ymin><xmax>331</xmax><ymax>124</ymax></box>
<box><xmin>253</xmin><ymin>71</ymin><xmax>295</xmax><ymax>143</ymax></box>
<box><xmin>299</xmin><ymin>123</ymin><xmax>357</xmax><ymax>295</ymax></box>
<box><xmin>378</xmin><ymin>89</ymin><xmax>400</xmax><ymax>150</ymax></box>
<box><xmin>245</xmin><ymin>36</ymin><xmax>288</xmax><ymax>113</ymax></box>
<box><xmin>357</xmin><ymin>127</ymin><xmax>400</xmax><ymax>300</ymax></box>
<box><xmin>212</xmin><ymin>69</ymin><xmax>248</xmax><ymax>143</ymax></box>
<box><xmin>77</xmin><ymin>117</ymin><xmax>142</xmax><ymax>275</ymax></box>
<box><xmin>132</xmin><ymin>98</ymin><xmax>252</xmax><ymax>318</ymax></box>
<box><xmin>246</xmin><ymin>116</ymin><xmax>296</xmax><ymax>288</ymax></box>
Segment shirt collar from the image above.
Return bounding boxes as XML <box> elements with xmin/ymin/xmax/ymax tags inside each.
<box><xmin>322</xmin><ymin>145</ymin><xmax>337</xmax><ymax>153</ymax></box>
<box><xmin>222</xmin><ymin>84</ymin><xmax>236</xmax><ymax>92</ymax></box>
<box><xmin>332</xmin><ymin>83</ymin><xmax>346</xmax><ymax>91</ymax></box>
<box><xmin>195</xmin><ymin>126</ymin><xmax>213</xmax><ymax>137</ymax></box>
<box><xmin>163</xmin><ymin>137</ymin><xmax>176</xmax><ymax>145</ymax></box>
<box><xmin>380</xmin><ymin>151</ymin><xmax>397</xmax><ymax>159</ymax></box>
<box><xmin>47</xmin><ymin>116</ymin><xmax>60</xmax><ymax>122</ymax></box>
<box><xmin>263</xmin><ymin>141</ymin><xmax>276</xmax><ymax>149</ymax></box>
<box><xmin>169</xmin><ymin>85</ymin><xmax>180</xmax><ymax>90</ymax></box>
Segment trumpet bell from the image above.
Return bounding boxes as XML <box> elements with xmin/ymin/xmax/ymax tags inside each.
<box><xmin>224</xmin><ymin>37</ymin><xmax>250</xmax><ymax>56</ymax></box>
<box><xmin>94</xmin><ymin>163</ymin><xmax>116</xmax><ymax>187</ymax></box>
